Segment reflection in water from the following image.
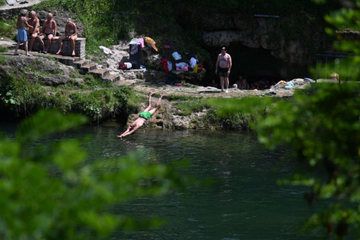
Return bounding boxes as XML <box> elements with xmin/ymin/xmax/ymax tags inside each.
<box><xmin>0</xmin><ymin>123</ymin><xmax>320</xmax><ymax>240</ymax></box>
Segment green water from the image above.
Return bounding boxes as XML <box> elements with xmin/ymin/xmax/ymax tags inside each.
<box><xmin>1</xmin><ymin>122</ymin><xmax>322</xmax><ymax>239</ymax></box>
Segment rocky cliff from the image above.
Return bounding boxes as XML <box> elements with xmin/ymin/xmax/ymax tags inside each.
<box><xmin>172</xmin><ymin>6</ymin><xmax>333</xmax><ymax>80</ymax></box>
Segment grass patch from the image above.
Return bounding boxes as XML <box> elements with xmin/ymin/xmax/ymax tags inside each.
<box><xmin>0</xmin><ymin>70</ymin><xmax>139</xmax><ymax>121</ymax></box>
<box><xmin>165</xmin><ymin>94</ymin><xmax>201</xmax><ymax>102</ymax></box>
<box><xmin>43</xmin><ymin>56</ymin><xmax>56</xmax><ymax>61</ymax></box>
<box><xmin>0</xmin><ymin>46</ymin><xmax>8</xmax><ymax>52</ymax></box>
<box><xmin>0</xmin><ymin>55</ymin><xmax>8</xmax><ymax>64</ymax></box>
<box><xmin>204</xmin><ymin>108</ymin><xmax>256</xmax><ymax>130</ymax></box>
<box><xmin>173</xmin><ymin>98</ymin><xmax>209</xmax><ymax>116</ymax></box>
<box><xmin>0</xmin><ymin>19</ymin><xmax>16</xmax><ymax>38</ymax></box>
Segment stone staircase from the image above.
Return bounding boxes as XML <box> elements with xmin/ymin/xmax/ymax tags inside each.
<box><xmin>52</xmin><ymin>53</ymin><xmax>144</xmax><ymax>84</ymax></box>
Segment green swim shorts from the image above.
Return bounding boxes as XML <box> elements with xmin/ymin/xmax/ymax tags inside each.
<box><xmin>139</xmin><ymin>111</ymin><xmax>152</xmax><ymax>120</ymax></box>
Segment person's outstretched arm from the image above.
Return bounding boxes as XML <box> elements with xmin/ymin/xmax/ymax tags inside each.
<box><xmin>117</xmin><ymin>124</ymin><xmax>140</xmax><ymax>138</ymax></box>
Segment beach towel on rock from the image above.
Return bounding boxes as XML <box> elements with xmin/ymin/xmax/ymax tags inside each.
<box><xmin>189</xmin><ymin>57</ymin><xmax>197</xmax><ymax>69</ymax></box>
<box><xmin>285</xmin><ymin>82</ymin><xmax>294</xmax><ymax>88</ymax></box>
<box><xmin>161</xmin><ymin>58</ymin><xmax>169</xmax><ymax>73</ymax></box>
<box><xmin>100</xmin><ymin>46</ymin><xmax>112</xmax><ymax>54</ymax></box>
<box><xmin>144</xmin><ymin>37</ymin><xmax>158</xmax><ymax>51</ymax></box>
<box><xmin>172</xmin><ymin>52</ymin><xmax>182</xmax><ymax>60</ymax></box>
<box><xmin>167</xmin><ymin>60</ymin><xmax>173</xmax><ymax>71</ymax></box>
<box><xmin>176</xmin><ymin>62</ymin><xmax>188</xmax><ymax>71</ymax></box>
<box><xmin>130</xmin><ymin>38</ymin><xmax>144</xmax><ymax>48</ymax></box>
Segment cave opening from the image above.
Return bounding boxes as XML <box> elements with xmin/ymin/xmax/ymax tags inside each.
<box><xmin>203</xmin><ymin>44</ymin><xmax>299</xmax><ymax>89</ymax></box>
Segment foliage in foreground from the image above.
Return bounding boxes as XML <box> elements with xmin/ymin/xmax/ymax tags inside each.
<box><xmin>209</xmin><ymin>1</ymin><xmax>360</xmax><ymax>237</ymax></box>
<box><xmin>0</xmin><ymin>110</ymin><xmax>200</xmax><ymax>240</ymax></box>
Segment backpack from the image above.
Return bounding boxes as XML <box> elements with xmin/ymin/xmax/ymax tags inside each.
<box><xmin>119</xmin><ymin>62</ymin><xmax>127</xmax><ymax>70</ymax></box>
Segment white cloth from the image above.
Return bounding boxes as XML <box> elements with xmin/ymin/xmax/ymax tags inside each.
<box><xmin>99</xmin><ymin>46</ymin><xmax>112</xmax><ymax>54</ymax></box>
<box><xmin>140</xmin><ymin>65</ymin><xmax>147</xmax><ymax>72</ymax></box>
<box><xmin>172</xmin><ymin>51</ymin><xmax>182</xmax><ymax>60</ymax></box>
<box><xmin>176</xmin><ymin>62</ymin><xmax>187</xmax><ymax>69</ymax></box>
<box><xmin>189</xmin><ymin>57</ymin><xmax>197</xmax><ymax>69</ymax></box>
<box><xmin>124</xmin><ymin>62</ymin><xmax>132</xmax><ymax>69</ymax></box>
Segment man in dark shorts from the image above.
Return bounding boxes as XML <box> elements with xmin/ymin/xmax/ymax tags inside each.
<box><xmin>38</xmin><ymin>13</ymin><xmax>57</xmax><ymax>54</ymax></box>
<box><xmin>215</xmin><ymin>47</ymin><xmax>232</xmax><ymax>93</ymax></box>
<box><xmin>117</xmin><ymin>92</ymin><xmax>164</xmax><ymax>139</ymax></box>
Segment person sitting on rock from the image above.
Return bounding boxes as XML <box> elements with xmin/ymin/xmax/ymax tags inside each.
<box><xmin>27</xmin><ymin>11</ymin><xmax>40</xmax><ymax>52</ymax></box>
<box><xmin>38</xmin><ymin>13</ymin><xmax>57</xmax><ymax>54</ymax></box>
<box><xmin>117</xmin><ymin>92</ymin><xmax>164</xmax><ymax>139</ymax></box>
<box><xmin>237</xmin><ymin>76</ymin><xmax>249</xmax><ymax>90</ymax></box>
<box><xmin>56</xmin><ymin>18</ymin><xmax>77</xmax><ymax>56</ymax></box>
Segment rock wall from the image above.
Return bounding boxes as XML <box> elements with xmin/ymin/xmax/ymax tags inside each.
<box><xmin>173</xmin><ymin>6</ymin><xmax>333</xmax><ymax>79</ymax></box>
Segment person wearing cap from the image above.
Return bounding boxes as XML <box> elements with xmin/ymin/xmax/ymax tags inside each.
<box><xmin>215</xmin><ymin>47</ymin><xmax>232</xmax><ymax>93</ymax></box>
<box><xmin>56</xmin><ymin>18</ymin><xmax>78</xmax><ymax>56</ymax></box>
<box><xmin>14</xmin><ymin>10</ymin><xmax>33</xmax><ymax>56</ymax></box>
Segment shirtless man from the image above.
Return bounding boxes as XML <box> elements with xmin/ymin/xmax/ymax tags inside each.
<box><xmin>117</xmin><ymin>92</ymin><xmax>164</xmax><ymax>139</ymax></box>
<box><xmin>56</xmin><ymin>18</ymin><xmax>77</xmax><ymax>56</ymax></box>
<box><xmin>38</xmin><ymin>13</ymin><xmax>57</xmax><ymax>54</ymax></box>
<box><xmin>14</xmin><ymin>10</ymin><xmax>33</xmax><ymax>56</ymax></box>
<box><xmin>215</xmin><ymin>47</ymin><xmax>232</xmax><ymax>93</ymax></box>
<box><xmin>27</xmin><ymin>11</ymin><xmax>40</xmax><ymax>52</ymax></box>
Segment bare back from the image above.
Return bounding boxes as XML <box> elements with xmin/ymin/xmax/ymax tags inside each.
<box><xmin>17</xmin><ymin>16</ymin><xmax>28</xmax><ymax>29</ymax></box>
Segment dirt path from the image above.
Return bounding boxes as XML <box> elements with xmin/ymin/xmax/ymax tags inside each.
<box><xmin>126</xmin><ymin>81</ymin><xmax>295</xmax><ymax>99</ymax></box>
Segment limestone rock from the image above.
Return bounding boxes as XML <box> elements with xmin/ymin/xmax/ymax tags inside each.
<box><xmin>3</xmin><ymin>55</ymin><xmax>80</xmax><ymax>86</ymax></box>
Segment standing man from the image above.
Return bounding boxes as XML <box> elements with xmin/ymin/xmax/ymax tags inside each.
<box><xmin>27</xmin><ymin>11</ymin><xmax>40</xmax><ymax>52</ymax></box>
<box><xmin>14</xmin><ymin>10</ymin><xmax>33</xmax><ymax>56</ymax></box>
<box><xmin>38</xmin><ymin>13</ymin><xmax>57</xmax><ymax>54</ymax></box>
<box><xmin>56</xmin><ymin>18</ymin><xmax>78</xmax><ymax>56</ymax></box>
<box><xmin>215</xmin><ymin>47</ymin><xmax>232</xmax><ymax>93</ymax></box>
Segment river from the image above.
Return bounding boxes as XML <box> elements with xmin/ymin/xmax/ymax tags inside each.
<box><xmin>1</xmin><ymin>121</ymin><xmax>323</xmax><ymax>240</ymax></box>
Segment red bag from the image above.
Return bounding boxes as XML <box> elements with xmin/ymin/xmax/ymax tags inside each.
<box><xmin>119</xmin><ymin>62</ymin><xmax>127</xmax><ymax>70</ymax></box>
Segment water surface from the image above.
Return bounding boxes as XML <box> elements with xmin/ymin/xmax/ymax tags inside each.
<box><xmin>1</xmin><ymin>122</ymin><xmax>320</xmax><ymax>239</ymax></box>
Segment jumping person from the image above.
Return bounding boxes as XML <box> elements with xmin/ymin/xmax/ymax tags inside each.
<box><xmin>215</xmin><ymin>46</ymin><xmax>232</xmax><ymax>93</ymax></box>
<box><xmin>117</xmin><ymin>92</ymin><xmax>164</xmax><ymax>138</ymax></box>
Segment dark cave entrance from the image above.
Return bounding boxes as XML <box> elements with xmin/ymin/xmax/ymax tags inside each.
<box><xmin>203</xmin><ymin>44</ymin><xmax>308</xmax><ymax>88</ymax></box>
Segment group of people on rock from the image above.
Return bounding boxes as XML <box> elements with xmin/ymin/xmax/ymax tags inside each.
<box><xmin>14</xmin><ymin>10</ymin><xmax>78</xmax><ymax>57</ymax></box>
